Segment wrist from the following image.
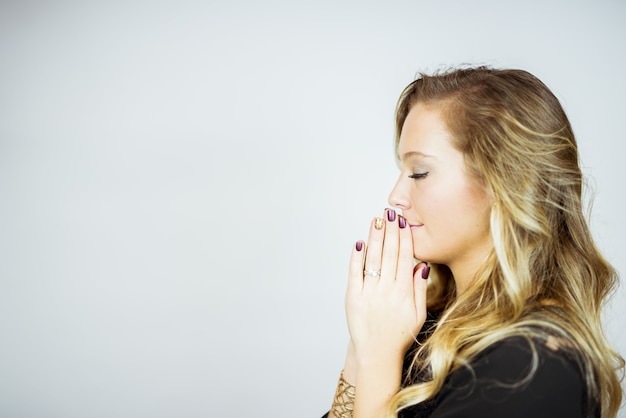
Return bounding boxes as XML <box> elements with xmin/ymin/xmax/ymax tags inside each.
<box><xmin>341</xmin><ymin>340</ymin><xmax>357</xmax><ymax>383</ymax></box>
<box><xmin>331</xmin><ymin>369</ymin><xmax>356</xmax><ymax>418</ymax></box>
<box><xmin>354</xmin><ymin>347</ymin><xmax>405</xmax><ymax>372</ymax></box>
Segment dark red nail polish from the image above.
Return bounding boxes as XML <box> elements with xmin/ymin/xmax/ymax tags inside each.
<box><xmin>421</xmin><ymin>265</ymin><xmax>431</xmax><ymax>280</ymax></box>
<box><xmin>387</xmin><ymin>209</ymin><xmax>396</xmax><ymax>222</ymax></box>
<box><xmin>399</xmin><ymin>216</ymin><xmax>406</xmax><ymax>229</ymax></box>
<box><xmin>356</xmin><ymin>241</ymin><xmax>363</xmax><ymax>251</ymax></box>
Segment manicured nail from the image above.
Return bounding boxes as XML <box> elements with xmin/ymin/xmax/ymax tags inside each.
<box><xmin>398</xmin><ymin>216</ymin><xmax>406</xmax><ymax>229</ymax></box>
<box><xmin>387</xmin><ymin>209</ymin><xmax>396</xmax><ymax>222</ymax></box>
<box><xmin>421</xmin><ymin>265</ymin><xmax>431</xmax><ymax>280</ymax></box>
<box><xmin>374</xmin><ymin>217</ymin><xmax>384</xmax><ymax>230</ymax></box>
<box><xmin>356</xmin><ymin>241</ymin><xmax>363</xmax><ymax>252</ymax></box>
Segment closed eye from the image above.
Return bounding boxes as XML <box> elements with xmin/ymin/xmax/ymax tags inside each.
<box><xmin>409</xmin><ymin>172</ymin><xmax>428</xmax><ymax>180</ymax></box>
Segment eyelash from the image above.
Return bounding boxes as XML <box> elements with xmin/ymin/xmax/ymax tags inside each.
<box><xmin>409</xmin><ymin>172</ymin><xmax>429</xmax><ymax>180</ymax></box>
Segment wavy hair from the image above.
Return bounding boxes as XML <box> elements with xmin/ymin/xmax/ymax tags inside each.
<box><xmin>390</xmin><ymin>67</ymin><xmax>624</xmax><ymax>417</ymax></box>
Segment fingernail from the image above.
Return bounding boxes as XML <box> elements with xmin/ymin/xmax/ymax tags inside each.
<box><xmin>421</xmin><ymin>265</ymin><xmax>431</xmax><ymax>280</ymax></box>
<box><xmin>356</xmin><ymin>241</ymin><xmax>363</xmax><ymax>252</ymax></box>
<box><xmin>387</xmin><ymin>209</ymin><xmax>396</xmax><ymax>222</ymax></box>
<box><xmin>374</xmin><ymin>217</ymin><xmax>384</xmax><ymax>230</ymax></box>
<box><xmin>398</xmin><ymin>216</ymin><xmax>406</xmax><ymax>229</ymax></box>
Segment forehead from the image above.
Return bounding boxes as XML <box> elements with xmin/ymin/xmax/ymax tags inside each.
<box><xmin>397</xmin><ymin>103</ymin><xmax>454</xmax><ymax>159</ymax></box>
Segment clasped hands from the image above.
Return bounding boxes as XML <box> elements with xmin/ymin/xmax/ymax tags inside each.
<box><xmin>345</xmin><ymin>209</ymin><xmax>430</xmax><ymax>364</ymax></box>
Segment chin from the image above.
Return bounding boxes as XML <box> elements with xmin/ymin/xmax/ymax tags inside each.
<box><xmin>413</xmin><ymin>251</ymin><xmax>430</xmax><ymax>263</ymax></box>
<box><xmin>413</xmin><ymin>248</ymin><xmax>441</xmax><ymax>265</ymax></box>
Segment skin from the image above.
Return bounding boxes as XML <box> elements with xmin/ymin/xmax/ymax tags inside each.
<box><xmin>389</xmin><ymin>103</ymin><xmax>493</xmax><ymax>293</ymax></box>
<box><xmin>330</xmin><ymin>103</ymin><xmax>493</xmax><ymax>418</ymax></box>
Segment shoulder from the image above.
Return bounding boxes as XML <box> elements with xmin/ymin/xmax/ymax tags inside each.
<box><xmin>428</xmin><ymin>336</ymin><xmax>587</xmax><ymax>418</ymax></box>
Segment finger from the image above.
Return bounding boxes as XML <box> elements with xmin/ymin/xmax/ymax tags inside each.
<box><xmin>380</xmin><ymin>209</ymin><xmax>399</xmax><ymax>282</ymax></box>
<box><xmin>347</xmin><ymin>240</ymin><xmax>366</xmax><ymax>294</ymax></box>
<box><xmin>395</xmin><ymin>215</ymin><xmax>415</xmax><ymax>289</ymax></box>
<box><xmin>413</xmin><ymin>262</ymin><xmax>430</xmax><ymax>325</ymax></box>
<box><xmin>363</xmin><ymin>216</ymin><xmax>385</xmax><ymax>285</ymax></box>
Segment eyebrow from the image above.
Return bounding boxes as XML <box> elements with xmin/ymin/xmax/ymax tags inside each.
<box><xmin>398</xmin><ymin>151</ymin><xmax>436</xmax><ymax>161</ymax></box>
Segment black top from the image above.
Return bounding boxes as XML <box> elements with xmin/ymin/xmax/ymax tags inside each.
<box><xmin>322</xmin><ymin>316</ymin><xmax>593</xmax><ymax>417</ymax></box>
<box><xmin>397</xmin><ymin>336</ymin><xmax>590</xmax><ymax>417</ymax></box>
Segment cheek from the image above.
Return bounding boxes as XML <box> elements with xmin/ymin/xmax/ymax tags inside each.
<box><xmin>414</xmin><ymin>184</ymin><xmax>456</xmax><ymax>215</ymax></box>
<box><xmin>454</xmin><ymin>192</ymin><xmax>493</xmax><ymax>241</ymax></box>
<box><xmin>415</xmin><ymin>182</ymin><xmax>484</xmax><ymax>230</ymax></box>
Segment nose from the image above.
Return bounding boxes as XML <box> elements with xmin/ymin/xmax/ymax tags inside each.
<box><xmin>388</xmin><ymin>175</ymin><xmax>410</xmax><ymax>210</ymax></box>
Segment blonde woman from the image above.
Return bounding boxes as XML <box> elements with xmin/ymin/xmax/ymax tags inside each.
<box><xmin>324</xmin><ymin>67</ymin><xmax>624</xmax><ymax>418</ymax></box>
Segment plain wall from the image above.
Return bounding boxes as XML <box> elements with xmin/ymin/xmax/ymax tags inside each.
<box><xmin>0</xmin><ymin>1</ymin><xmax>624</xmax><ymax>417</ymax></box>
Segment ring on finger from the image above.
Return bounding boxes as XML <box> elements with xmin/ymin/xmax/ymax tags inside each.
<box><xmin>364</xmin><ymin>269</ymin><xmax>382</xmax><ymax>278</ymax></box>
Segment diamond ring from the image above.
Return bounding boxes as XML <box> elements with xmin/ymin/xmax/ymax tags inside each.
<box><xmin>364</xmin><ymin>269</ymin><xmax>382</xmax><ymax>278</ymax></box>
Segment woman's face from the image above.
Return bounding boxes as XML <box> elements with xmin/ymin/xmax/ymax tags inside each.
<box><xmin>388</xmin><ymin>103</ymin><xmax>493</xmax><ymax>291</ymax></box>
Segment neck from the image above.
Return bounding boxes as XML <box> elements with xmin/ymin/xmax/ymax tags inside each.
<box><xmin>448</xmin><ymin>247</ymin><xmax>493</xmax><ymax>296</ymax></box>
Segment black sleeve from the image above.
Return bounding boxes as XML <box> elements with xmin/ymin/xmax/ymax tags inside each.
<box><xmin>423</xmin><ymin>338</ymin><xmax>586</xmax><ymax>418</ymax></box>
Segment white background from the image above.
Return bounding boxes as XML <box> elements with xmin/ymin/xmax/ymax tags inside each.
<box><xmin>1</xmin><ymin>1</ymin><xmax>624</xmax><ymax>417</ymax></box>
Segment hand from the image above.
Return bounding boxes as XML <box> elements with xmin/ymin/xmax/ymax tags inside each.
<box><xmin>345</xmin><ymin>208</ymin><xmax>429</xmax><ymax>365</ymax></box>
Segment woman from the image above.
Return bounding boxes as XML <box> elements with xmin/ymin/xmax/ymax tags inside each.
<box><xmin>324</xmin><ymin>67</ymin><xmax>624</xmax><ymax>418</ymax></box>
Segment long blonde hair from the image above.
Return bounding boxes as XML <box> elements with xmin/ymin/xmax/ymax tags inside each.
<box><xmin>391</xmin><ymin>67</ymin><xmax>624</xmax><ymax>417</ymax></box>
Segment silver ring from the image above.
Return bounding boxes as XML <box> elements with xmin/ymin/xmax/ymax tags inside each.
<box><xmin>364</xmin><ymin>269</ymin><xmax>381</xmax><ymax>278</ymax></box>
